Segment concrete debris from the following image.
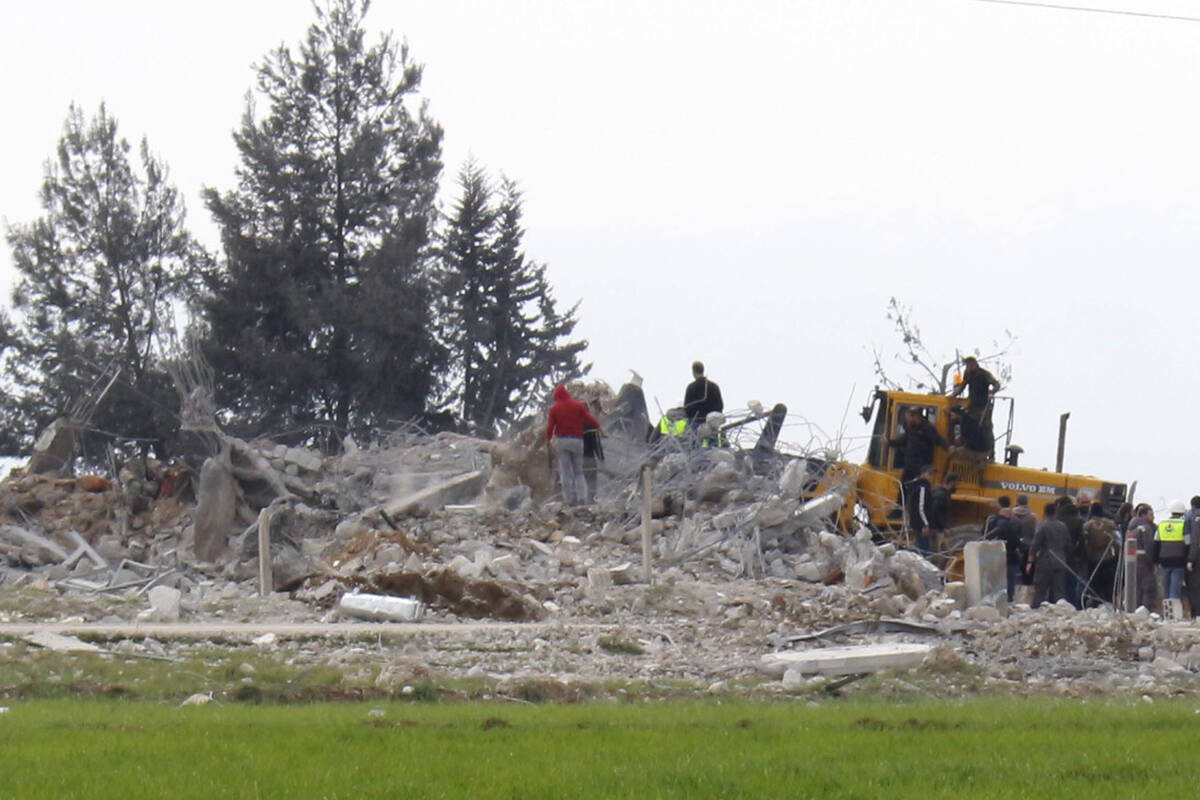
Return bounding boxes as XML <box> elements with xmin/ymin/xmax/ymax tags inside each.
<box><xmin>963</xmin><ymin>540</ymin><xmax>1006</xmax><ymax>607</ymax></box>
<box><xmin>383</xmin><ymin>471</ymin><xmax>486</xmax><ymax>517</ymax></box>
<box><xmin>145</xmin><ymin>585</ymin><xmax>183</xmax><ymax>622</ymax></box>
<box><xmin>193</xmin><ymin>450</ymin><xmax>237</xmax><ymax>562</ymax></box>
<box><xmin>3</xmin><ymin>376</ymin><xmax>1200</xmax><ymax>699</ymax></box>
<box><xmin>761</xmin><ymin>643</ymin><xmax>934</xmax><ymax>677</ymax></box>
<box><xmin>24</xmin><ymin>631</ymin><xmax>102</xmax><ymax>653</ymax></box>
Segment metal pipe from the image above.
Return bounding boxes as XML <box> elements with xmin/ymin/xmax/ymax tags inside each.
<box><xmin>1055</xmin><ymin>412</ymin><xmax>1070</xmax><ymax>473</ymax></box>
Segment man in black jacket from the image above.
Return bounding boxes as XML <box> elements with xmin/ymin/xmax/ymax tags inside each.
<box><xmin>984</xmin><ymin>497</ymin><xmax>1025</xmax><ymax>601</ymax></box>
<box><xmin>909</xmin><ymin>465</ymin><xmax>935</xmax><ymax>554</ymax></box>
<box><xmin>683</xmin><ymin>361</ymin><xmax>723</xmax><ymax>428</ymax></box>
<box><xmin>889</xmin><ymin>408</ymin><xmax>947</xmax><ymax>489</ymax></box>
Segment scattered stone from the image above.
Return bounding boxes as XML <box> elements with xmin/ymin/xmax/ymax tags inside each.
<box><xmin>147</xmin><ymin>585</ymin><xmax>183</xmax><ymax>622</ymax></box>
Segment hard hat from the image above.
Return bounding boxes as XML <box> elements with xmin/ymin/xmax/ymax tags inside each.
<box><xmin>705</xmin><ymin>411</ymin><xmax>726</xmax><ymax>428</ymax></box>
<box><xmin>1170</xmin><ymin>499</ymin><xmax>1186</xmax><ymax>515</ymax></box>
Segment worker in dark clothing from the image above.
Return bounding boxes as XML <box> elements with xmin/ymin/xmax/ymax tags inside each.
<box><xmin>951</xmin><ymin>356</ymin><xmax>1000</xmax><ymax>459</ymax></box>
<box><xmin>951</xmin><ymin>356</ymin><xmax>1000</xmax><ymax>418</ymax></box>
<box><xmin>984</xmin><ymin>498</ymin><xmax>1025</xmax><ymax>601</ymax></box>
<box><xmin>888</xmin><ymin>409</ymin><xmax>947</xmax><ymax>543</ymax></box>
<box><xmin>908</xmin><ymin>464</ymin><xmax>936</xmax><ymax>554</ymax></box>
<box><xmin>888</xmin><ymin>408</ymin><xmax>947</xmax><ymax>488</ymax></box>
<box><xmin>1027</xmin><ymin>502</ymin><xmax>1071</xmax><ymax>608</ymax></box>
<box><xmin>1012</xmin><ymin>494</ymin><xmax>1038</xmax><ymax>587</ymax></box>
<box><xmin>1082</xmin><ymin>512</ymin><xmax>1119</xmax><ymax>607</ymax></box>
<box><xmin>1055</xmin><ymin>498</ymin><xmax>1086</xmax><ymax>608</ymax></box>
<box><xmin>949</xmin><ymin>405</ymin><xmax>992</xmax><ymax>454</ymax></box>
<box><xmin>1185</xmin><ymin>497</ymin><xmax>1200</xmax><ymax>618</ymax></box>
<box><xmin>582</xmin><ymin>409</ymin><xmax>604</xmax><ymax>502</ymax></box>
<box><xmin>927</xmin><ymin>473</ymin><xmax>958</xmax><ymax>555</ymax></box>
<box><xmin>683</xmin><ymin>361</ymin><xmax>723</xmax><ymax>428</ymax></box>
<box><xmin>982</xmin><ymin>495</ymin><xmax>1011</xmax><ymax>539</ymax></box>
<box><xmin>1129</xmin><ymin>504</ymin><xmax>1159</xmax><ymax>613</ymax></box>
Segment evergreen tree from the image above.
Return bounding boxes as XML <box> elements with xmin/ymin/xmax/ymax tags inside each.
<box><xmin>204</xmin><ymin>0</ymin><xmax>444</xmax><ymax>442</ymax></box>
<box><xmin>440</xmin><ymin>164</ymin><xmax>587</xmax><ymax>434</ymax></box>
<box><xmin>3</xmin><ymin>103</ymin><xmax>205</xmax><ymax>456</ymax></box>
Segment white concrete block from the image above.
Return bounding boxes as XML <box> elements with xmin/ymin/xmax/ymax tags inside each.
<box><xmin>964</xmin><ymin>540</ymin><xmax>1007</xmax><ymax>606</ymax></box>
<box><xmin>760</xmin><ymin>643</ymin><xmax>934</xmax><ymax>677</ymax></box>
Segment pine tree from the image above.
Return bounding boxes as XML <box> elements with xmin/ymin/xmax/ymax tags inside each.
<box><xmin>3</xmin><ymin>103</ymin><xmax>205</xmax><ymax>456</ymax></box>
<box><xmin>440</xmin><ymin>165</ymin><xmax>587</xmax><ymax>434</ymax></box>
<box><xmin>204</xmin><ymin>0</ymin><xmax>444</xmax><ymax>442</ymax></box>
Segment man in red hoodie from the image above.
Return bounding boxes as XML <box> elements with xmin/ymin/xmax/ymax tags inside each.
<box><xmin>546</xmin><ymin>385</ymin><xmax>602</xmax><ymax>505</ymax></box>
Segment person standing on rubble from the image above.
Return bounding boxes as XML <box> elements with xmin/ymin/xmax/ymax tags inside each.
<box><xmin>1128</xmin><ymin>503</ymin><xmax>1159</xmax><ymax>613</ymax></box>
<box><xmin>683</xmin><ymin>361</ymin><xmax>724</xmax><ymax>429</ymax></box>
<box><xmin>1154</xmin><ymin>500</ymin><xmax>1189</xmax><ymax>605</ymax></box>
<box><xmin>582</xmin><ymin>403</ymin><xmax>605</xmax><ymax>502</ymax></box>
<box><xmin>546</xmin><ymin>385</ymin><xmax>603</xmax><ymax>506</ymax></box>
<box><xmin>1027</xmin><ymin>502</ymin><xmax>1071</xmax><ymax>608</ymax></box>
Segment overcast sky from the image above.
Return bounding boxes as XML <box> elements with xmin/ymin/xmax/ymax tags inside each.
<box><xmin>2</xmin><ymin>0</ymin><xmax>1198</xmax><ymax>509</ymax></box>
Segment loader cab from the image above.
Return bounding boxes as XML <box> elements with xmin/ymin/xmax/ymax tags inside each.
<box><xmin>863</xmin><ymin>390</ymin><xmax>946</xmax><ymax>473</ymax></box>
<box><xmin>863</xmin><ymin>388</ymin><xmax>1016</xmax><ymax>475</ymax></box>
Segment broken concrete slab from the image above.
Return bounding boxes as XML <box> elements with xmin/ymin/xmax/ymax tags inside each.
<box><xmin>193</xmin><ymin>451</ymin><xmax>237</xmax><ymax>562</ymax></box>
<box><xmin>760</xmin><ymin>643</ymin><xmax>934</xmax><ymax>677</ymax></box>
<box><xmin>25</xmin><ymin>631</ymin><xmax>102</xmax><ymax>653</ymax></box>
<box><xmin>384</xmin><ymin>471</ymin><xmax>485</xmax><ymax>517</ymax></box>
<box><xmin>964</xmin><ymin>540</ymin><xmax>1006</xmax><ymax>607</ymax></box>
<box><xmin>0</xmin><ymin>524</ymin><xmax>68</xmax><ymax>562</ymax></box>
<box><xmin>26</xmin><ymin>418</ymin><xmax>77</xmax><ymax>475</ymax></box>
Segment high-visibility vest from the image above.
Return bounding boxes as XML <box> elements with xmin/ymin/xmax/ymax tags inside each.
<box><xmin>1158</xmin><ymin>517</ymin><xmax>1188</xmax><ymax>562</ymax></box>
<box><xmin>658</xmin><ymin>417</ymin><xmax>687</xmax><ymax>436</ymax></box>
<box><xmin>1159</xmin><ymin>518</ymin><xmax>1186</xmax><ymax>542</ymax></box>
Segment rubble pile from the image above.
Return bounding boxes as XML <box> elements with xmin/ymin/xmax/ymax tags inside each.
<box><xmin>1</xmin><ymin>393</ymin><xmax>1200</xmax><ymax>699</ymax></box>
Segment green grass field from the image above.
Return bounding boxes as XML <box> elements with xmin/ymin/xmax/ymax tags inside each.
<box><xmin>0</xmin><ymin>697</ymin><xmax>1196</xmax><ymax>799</ymax></box>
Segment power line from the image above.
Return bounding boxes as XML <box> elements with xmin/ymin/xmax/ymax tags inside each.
<box><xmin>975</xmin><ymin>0</ymin><xmax>1200</xmax><ymax>23</ymax></box>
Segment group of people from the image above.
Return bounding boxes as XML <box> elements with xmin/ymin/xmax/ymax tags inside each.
<box><xmin>545</xmin><ymin>361</ymin><xmax>724</xmax><ymax>506</ymax></box>
<box><xmin>976</xmin><ymin>491</ymin><xmax>1200</xmax><ymax>615</ymax></box>
<box><xmin>978</xmin><ymin>492</ymin><xmax>1116</xmax><ymax>609</ymax></box>
<box><xmin>655</xmin><ymin>362</ymin><xmax>726</xmax><ymax>447</ymax></box>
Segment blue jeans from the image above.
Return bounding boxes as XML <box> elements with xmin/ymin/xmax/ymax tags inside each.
<box><xmin>1164</xmin><ymin>566</ymin><xmax>1186</xmax><ymax>600</ymax></box>
<box><xmin>1006</xmin><ymin>563</ymin><xmax>1022</xmax><ymax>602</ymax></box>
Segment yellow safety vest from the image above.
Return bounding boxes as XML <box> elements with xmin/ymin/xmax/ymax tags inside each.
<box><xmin>659</xmin><ymin>417</ymin><xmax>687</xmax><ymax>436</ymax></box>
<box><xmin>1159</xmin><ymin>518</ymin><xmax>1186</xmax><ymax>542</ymax></box>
